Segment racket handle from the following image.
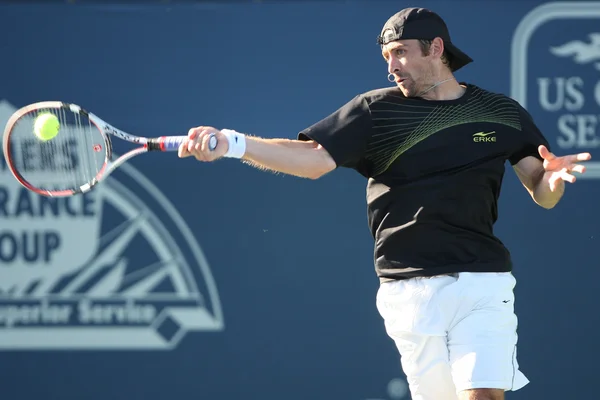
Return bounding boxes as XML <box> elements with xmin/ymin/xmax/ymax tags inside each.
<box><xmin>148</xmin><ymin>135</ymin><xmax>218</xmax><ymax>152</ymax></box>
<box><xmin>147</xmin><ymin>136</ymin><xmax>187</xmax><ymax>152</ymax></box>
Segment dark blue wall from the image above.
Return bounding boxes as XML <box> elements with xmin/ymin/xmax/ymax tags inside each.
<box><xmin>1</xmin><ymin>1</ymin><xmax>599</xmax><ymax>399</ymax></box>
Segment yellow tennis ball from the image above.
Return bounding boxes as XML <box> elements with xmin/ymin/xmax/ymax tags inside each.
<box><xmin>33</xmin><ymin>113</ymin><xmax>60</xmax><ymax>141</ymax></box>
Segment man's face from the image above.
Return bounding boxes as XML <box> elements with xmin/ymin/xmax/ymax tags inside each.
<box><xmin>381</xmin><ymin>39</ymin><xmax>436</xmax><ymax>98</ymax></box>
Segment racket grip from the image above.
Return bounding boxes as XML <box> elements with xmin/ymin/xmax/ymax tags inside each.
<box><xmin>147</xmin><ymin>136</ymin><xmax>187</xmax><ymax>152</ymax></box>
<box><xmin>148</xmin><ymin>135</ymin><xmax>218</xmax><ymax>152</ymax></box>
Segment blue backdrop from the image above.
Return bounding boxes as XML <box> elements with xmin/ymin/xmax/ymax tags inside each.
<box><xmin>1</xmin><ymin>1</ymin><xmax>599</xmax><ymax>399</ymax></box>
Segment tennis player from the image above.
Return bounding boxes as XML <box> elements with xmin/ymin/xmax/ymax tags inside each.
<box><xmin>179</xmin><ymin>7</ymin><xmax>591</xmax><ymax>400</ymax></box>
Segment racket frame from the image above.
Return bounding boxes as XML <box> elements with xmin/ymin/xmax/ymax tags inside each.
<box><xmin>3</xmin><ymin>101</ymin><xmax>188</xmax><ymax>197</ymax></box>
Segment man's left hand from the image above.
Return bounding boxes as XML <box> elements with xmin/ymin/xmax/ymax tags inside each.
<box><xmin>538</xmin><ymin>145</ymin><xmax>592</xmax><ymax>191</ymax></box>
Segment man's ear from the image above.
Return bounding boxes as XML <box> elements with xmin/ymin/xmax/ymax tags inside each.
<box><xmin>429</xmin><ymin>37</ymin><xmax>445</xmax><ymax>59</ymax></box>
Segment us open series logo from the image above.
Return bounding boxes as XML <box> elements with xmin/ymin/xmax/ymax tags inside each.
<box><xmin>0</xmin><ymin>100</ymin><xmax>224</xmax><ymax>350</ymax></box>
<box><xmin>511</xmin><ymin>1</ymin><xmax>600</xmax><ymax>178</ymax></box>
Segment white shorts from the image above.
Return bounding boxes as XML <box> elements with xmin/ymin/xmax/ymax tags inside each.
<box><xmin>376</xmin><ymin>272</ymin><xmax>529</xmax><ymax>400</ymax></box>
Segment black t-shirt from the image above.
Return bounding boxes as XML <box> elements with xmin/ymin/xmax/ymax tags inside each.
<box><xmin>298</xmin><ymin>84</ymin><xmax>550</xmax><ymax>281</ymax></box>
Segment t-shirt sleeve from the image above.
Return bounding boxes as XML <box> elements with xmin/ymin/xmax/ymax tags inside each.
<box><xmin>508</xmin><ymin>103</ymin><xmax>551</xmax><ymax>165</ymax></box>
<box><xmin>297</xmin><ymin>94</ymin><xmax>373</xmax><ymax>170</ymax></box>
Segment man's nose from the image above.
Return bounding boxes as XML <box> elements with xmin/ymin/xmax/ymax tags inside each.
<box><xmin>388</xmin><ymin>59</ymin><xmax>400</xmax><ymax>75</ymax></box>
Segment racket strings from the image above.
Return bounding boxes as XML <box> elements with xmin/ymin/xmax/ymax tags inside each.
<box><xmin>57</xmin><ymin>107</ymin><xmax>81</xmax><ymax>191</ymax></box>
<box><xmin>7</xmin><ymin>107</ymin><xmax>108</xmax><ymax>193</ymax></box>
<box><xmin>71</xmin><ymin>109</ymin><xmax>101</xmax><ymax>188</ymax></box>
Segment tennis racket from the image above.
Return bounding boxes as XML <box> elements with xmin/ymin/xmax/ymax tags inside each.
<box><xmin>2</xmin><ymin>101</ymin><xmax>217</xmax><ymax>197</ymax></box>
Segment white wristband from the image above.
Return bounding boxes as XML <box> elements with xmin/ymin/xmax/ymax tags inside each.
<box><xmin>221</xmin><ymin>129</ymin><xmax>246</xmax><ymax>159</ymax></box>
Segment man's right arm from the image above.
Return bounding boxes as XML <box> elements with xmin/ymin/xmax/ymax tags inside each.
<box><xmin>179</xmin><ymin>94</ymin><xmax>373</xmax><ymax>178</ymax></box>
<box><xmin>242</xmin><ymin>136</ymin><xmax>337</xmax><ymax>179</ymax></box>
<box><xmin>178</xmin><ymin>126</ymin><xmax>337</xmax><ymax>179</ymax></box>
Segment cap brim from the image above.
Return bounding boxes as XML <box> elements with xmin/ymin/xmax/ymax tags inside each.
<box><xmin>444</xmin><ymin>42</ymin><xmax>473</xmax><ymax>72</ymax></box>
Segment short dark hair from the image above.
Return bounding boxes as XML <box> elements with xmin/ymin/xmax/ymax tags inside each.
<box><xmin>418</xmin><ymin>39</ymin><xmax>453</xmax><ymax>70</ymax></box>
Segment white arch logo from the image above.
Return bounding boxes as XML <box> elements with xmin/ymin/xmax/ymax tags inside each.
<box><xmin>0</xmin><ymin>100</ymin><xmax>224</xmax><ymax>350</ymax></box>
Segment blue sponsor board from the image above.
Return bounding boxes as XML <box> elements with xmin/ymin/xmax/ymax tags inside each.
<box><xmin>0</xmin><ymin>1</ymin><xmax>599</xmax><ymax>400</ymax></box>
<box><xmin>512</xmin><ymin>2</ymin><xmax>600</xmax><ymax>172</ymax></box>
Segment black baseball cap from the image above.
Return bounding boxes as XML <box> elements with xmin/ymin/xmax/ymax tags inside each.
<box><xmin>377</xmin><ymin>7</ymin><xmax>473</xmax><ymax>72</ymax></box>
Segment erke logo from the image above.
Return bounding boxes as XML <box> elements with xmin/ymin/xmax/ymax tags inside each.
<box><xmin>472</xmin><ymin>131</ymin><xmax>496</xmax><ymax>142</ymax></box>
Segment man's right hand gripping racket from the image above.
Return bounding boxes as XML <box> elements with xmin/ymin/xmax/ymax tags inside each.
<box><xmin>2</xmin><ymin>101</ymin><xmax>217</xmax><ymax>197</ymax></box>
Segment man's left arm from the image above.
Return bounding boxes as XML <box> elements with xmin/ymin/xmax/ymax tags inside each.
<box><xmin>513</xmin><ymin>145</ymin><xmax>591</xmax><ymax>209</ymax></box>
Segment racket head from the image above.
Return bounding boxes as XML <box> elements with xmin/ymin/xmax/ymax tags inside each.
<box><xmin>2</xmin><ymin>101</ymin><xmax>112</xmax><ymax>197</ymax></box>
